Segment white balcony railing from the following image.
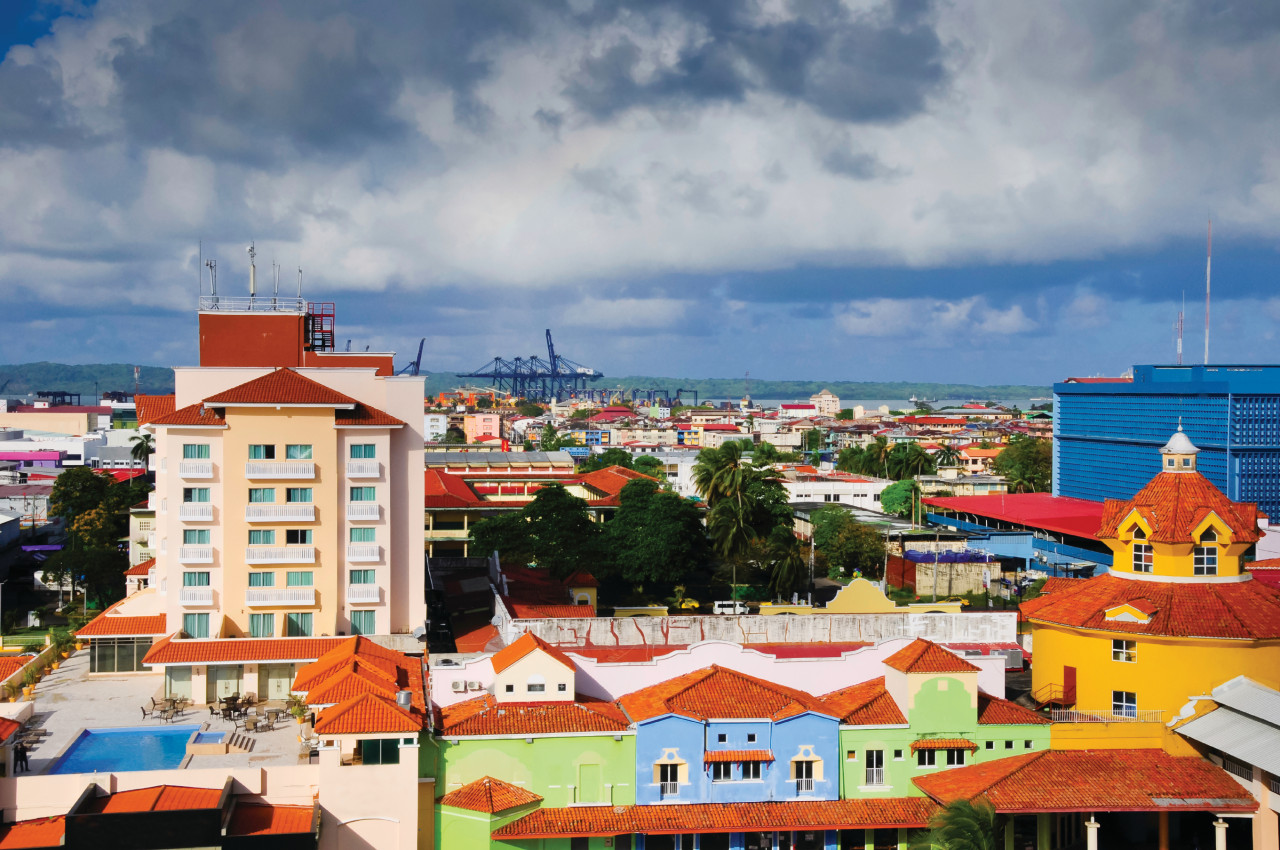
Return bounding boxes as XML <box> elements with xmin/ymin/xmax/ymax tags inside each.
<box><xmin>178</xmin><ymin>546</ymin><xmax>213</xmax><ymax>564</ymax></box>
<box><xmin>179</xmin><ymin>461</ymin><xmax>214</xmax><ymax>478</ymax></box>
<box><xmin>179</xmin><ymin>587</ymin><xmax>214</xmax><ymax>606</ymax></box>
<box><xmin>1050</xmin><ymin>708</ymin><xmax>1166</xmax><ymax>724</ymax></box>
<box><xmin>245</xmin><ymin>587</ymin><xmax>316</xmax><ymax>607</ymax></box>
<box><xmin>346</xmin><ymin>461</ymin><xmax>380</xmax><ymax>478</ymax></box>
<box><xmin>347</xmin><ymin>544</ymin><xmax>381</xmax><ymax>563</ymax></box>
<box><xmin>179</xmin><ymin>503</ymin><xmax>213</xmax><ymax>521</ymax></box>
<box><xmin>659</xmin><ymin>782</ymin><xmax>678</xmax><ymax>798</ymax></box>
<box><xmin>347</xmin><ymin>503</ymin><xmax>380</xmax><ymax>521</ymax></box>
<box><xmin>796</xmin><ymin>778</ymin><xmax>815</xmax><ymax>794</ymax></box>
<box><xmin>245</xmin><ymin>504</ymin><xmax>315</xmax><ymax>522</ymax></box>
<box><xmin>347</xmin><ymin>585</ymin><xmax>381</xmax><ymax>604</ymax></box>
<box><xmin>864</xmin><ymin>768</ymin><xmax>885</xmax><ymax>787</ymax></box>
<box><xmin>244</xmin><ymin>546</ymin><xmax>315</xmax><ymax>564</ymax></box>
<box><xmin>244</xmin><ymin>461</ymin><xmax>315</xmax><ymax>479</ymax></box>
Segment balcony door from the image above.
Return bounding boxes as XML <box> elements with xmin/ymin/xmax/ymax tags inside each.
<box><xmin>258</xmin><ymin>664</ymin><xmax>294</xmax><ymax>701</ymax></box>
<box><xmin>206</xmin><ymin>665</ymin><xmax>243</xmax><ymax>702</ymax></box>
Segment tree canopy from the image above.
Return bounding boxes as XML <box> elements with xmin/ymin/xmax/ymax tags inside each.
<box><xmin>880</xmin><ymin>479</ymin><xmax>923</xmax><ymax>518</ymax></box>
<box><xmin>603</xmin><ymin>479</ymin><xmax>708</xmax><ymax>585</ymax></box>
<box><xmin>470</xmin><ymin>484</ymin><xmax>600</xmax><ymax>580</ymax></box>
<box><xmin>992</xmin><ymin>435</ymin><xmax>1051</xmax><ymax>492</ymax></box>
<box><xmin>580</xmin><ymin>448</ymin><xmax>634</xmax><ymax>472</ymax></box>
<box><xmin>811</xmin><ymin>506</ymin><xmax>886</xmax><ymax>580</ymax></box>
<box><xmin>911</xmin><ymin>798</ymin><xmax>1001</xmax><ymax>850</ymax></box>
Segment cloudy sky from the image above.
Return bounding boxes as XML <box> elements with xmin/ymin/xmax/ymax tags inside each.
<box><xmin>3</xmin><ymin>0</ymin><xmax>1280</xmax><ymax>386</ymax></box>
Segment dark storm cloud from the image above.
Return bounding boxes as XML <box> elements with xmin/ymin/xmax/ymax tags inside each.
<box><xmin>562</xmin><ymin>0</ymin><xmax>947</xmax><ymax>124</ymax></box>
<box><xmin>0</xmin><ymin>56</ymin><xmax>90</xmax><ymax>148</ymax></box>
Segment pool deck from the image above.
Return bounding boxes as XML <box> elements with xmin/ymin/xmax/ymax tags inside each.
<box><xmin>25</xmin><ymin>651</ymin><xmax>309</xmax><ymax>774</ymax></box>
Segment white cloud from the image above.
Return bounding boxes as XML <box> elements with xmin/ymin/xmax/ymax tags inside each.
<box><xmin>835</xmin><ymin>296</ymin><xmax>1037</xmax><ymax>339</ymax></box>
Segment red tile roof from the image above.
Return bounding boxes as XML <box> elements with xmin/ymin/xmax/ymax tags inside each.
<box><xmin>1018</xmin><ymin>573</ymin><xmax>1280</xmax><ymax>640</ymax></box>
<box><xmin>884</xmin><ymin>639</ymin><xmax>981</xmax><ymax>674</ymax></box>
<box><xmin>313</xmin><ymin>691</ymin><xmax>425</xmax><ymax>735</ymax></box>
<box><xmin>439</xmin><ymin>777</ymin><xmax>543</xmax><ymax>814</ymax></box>
<box><xmin>618</xmin><ymin>665</ymin><xmax>836</xmax><ymax>722</ymax></box>
<box><xmin>0</xmin><ymin>718</ymin><xmax>21</xmax><ymax>744</ymax></box>
<box><xmin>1040</xmin><ymin>577</ymin><xmax>1086</xmax><ymax>595</ymax></box>
<box><xmin>704</xmin><ymin>749</ymin><xmax>773</xmax><ymax>763</ymax></box>
<box><xmin>0</xmin><ymin>659</ymin><xmax>30</xmax><ymax>685</ymax></box>
<box><xmin>148</xmin><ymin>403</ymin><xmax>227</xmax><ymax>427</ymax></box>
<box><xmin>135</xmin><ymin>394</ymin><xmax>177</xmax><ymax>427</ymax></box>
<box><xmin>911</xmin><ymin>738</ymin><xmax>977</xmax><ymax>752</ymax></box>
<box><xmin>563</xmin><ymin>570</ymin><xmax>599</xmax><ymax>588</ymax></box>
<box><xmin>204</xmin><ymin>368</ymin><xmax>359</xmax><ymax>406</ymax></box>
<box><xmin>76</xmin><ymin>598</ymin><xmax>167</xmax><ymax>638</ymax></box>
<box><xmin>226</xmin><ymin>803</ymin><xmax>315</xmax><ymax>837</ymax></box>
<box><xmin>423</xmin><ymin>467</ymin><xmax>479</xmax><ymax>508</ymax></box>
<box><xmin>914</xmin><ymin>749</ymin><xmax>1258</xmax><ymax>813</ymax></box>
<box><xmin>142</xmin><ymin>634</ymin><xmax>346</xmax><ymax>665</ymax></box>
<box><xmin>1100</xmin><ymin>471</ymin><xmax>1263</xmax><ymax>544</ymax></box>
<box><xmin>335</xmin><ymin>403</ymin><xmax>406</xmax><ymax>427</ymax></box>
<box><xmin>125</xmin><ymin>557</ymin><xmax>155</xmax><ymax>577</ymax></box>
<box><xmin>491</xmin><ymin>633</ymin><xmax>577</xmax><ymax>674</ymax></box>
<box><xmin>504</xmin><ymin>599</ymin><xmax>594</xmax><ymax>619</ymax></box>
<box><xmin>0</xmin><ymin>817</ymin><xmax>64</xmax><ymax>850</ymax></box>
<box><xmin>493</xmin><ymin>798</ymin><xmax>938</xmax><ymax>838</ymax></box>
<box><xmin>81</xmin><ymin>785</ymin><xmax>222</xmax><ymax>813</ymax></box>
<box><xmin>821</xmin><ymin>678</ymin><xmax>907</xmax><ymax>726</ymax></box>
<box><xmin>439</xmin><ymin>694</ymin><xmax>630</xmax><ymax>736</ymax></box>
<box><xmin>977</xmin><ymin>692</ymin><xmax>1051</xmax><ymax>726</ymax></box>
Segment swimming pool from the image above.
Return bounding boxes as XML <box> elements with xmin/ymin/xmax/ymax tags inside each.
<box><xmin>49</xmin><ymin>725</ymin><xmax>200</xmax><ymax>774</ymax></box>
<box><xmin>193</xmin><ymin>731</ymin><xmax>225</xmax><ymax>745</ymax></box>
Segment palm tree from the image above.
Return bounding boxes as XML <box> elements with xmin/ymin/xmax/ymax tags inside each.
<box><xmin>130</xmin><ymin>432</ymin><xmax>154</xmax><ymax>480</ymax></box>
<box><xmin>692</xmin><ymin>442</ymin><xmax>752</xmax><ymax>510</ymax></box>
<box><xmin>836</xmin><ymin>446</ymin><xmax>864</xmax><ymax>474</ymax></box>
<box><xmin>912</xmin><ymin>798</ymin><xmax>1002</xmax><ymax>850</ymax></box>
<box><xmin>865</xmin><ymin>436</ymin><xmax>891</xmax><ymax>477</ymax></box>
<box><xmin>766</xmin><ymin>527</ymin><xmax>807</xmax><ymax>599</ymax></box>
<box><xmin>934</xmin><ymin>445</ymin><xmax>961</xmax><ymax>467</ymax></box>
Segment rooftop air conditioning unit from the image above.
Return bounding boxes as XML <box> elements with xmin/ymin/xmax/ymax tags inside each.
<box><xmin>467</xmin><ymin>681</ymin><xmax>483</xmax><ymax>691</ymax></box>
<box><xmin>450</xmin><ymin>681</ymin><xmax>466</xmax><ymax>693</ymax></box>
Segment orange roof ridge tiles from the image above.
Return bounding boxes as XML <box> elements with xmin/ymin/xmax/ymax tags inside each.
<box><xmin>203</xmin><ymin>368</ymin><xmax>359</xmax><ymax>407</ymax></box>
<box><xmin>439</xmin><ymin>695</ymin><xmax>630</xmax><ymax>736</ymax></box>
<box><xmin>1098</xmin><ymin>470</ymin><xmax>1262</xmax><ymax>544</ymax></box>
<box><xmin>335</xmin><ymin>403</ymin><xmax>406</xmax><ymax>427</ymax></box>
<box><xmin>135</xmin><ymin>394</ymin><xmax>176</xmax><ymax>426</ymax></box>
<box><xmin>491</xmin><ymin>633</ymin><xmax>578</xmax><ymax>673</ymax></box>
<box><xmin>884</xmin><ymin>639</ymin><xmax>981</xmax><ymax>674</ymax></box>
<box><xmin>76</xmin><ymin>598</ymin><xmax>167</xmax><ymax>638</ymax></box>
<box><xmin>492</xmin><ymin>798</ymin><xmax>937</xmax><ymax>839</ymax></box>
<box><xmin>1018</xmin><ymin>573</ymin><xmax>1280</xmax><ymax>640</ymax></box>
<box><xmin>226</xmin><ymin>803</ymin><xmax>315</xmax><ymax>837</ymax></box>
<box><xmin>305</xmin><ymin>663</ymin><xmax>402</xmax><ymax>706</ymax></box>
<box><xmin>0</xmin><ymin>816</ymin><xmax>64</xmax><ymax>849</ymax></box>
<box><xmin>82</xmin><ymin>785</ymin><xmax>223</xmax><ymax>814</ymax></box>
<box><xmin>313</xmin><ymin>691</ymin><xmax>425</xmax><ymax>735</ymax></box>
<box><xmin>704</xmin><ymin>749</ymin><xmax>773</xmax><ymax>763</ymax></box>
<box><xmin>124</xmin><ymin>557</ymin><xmax>155</xmax><ymax>577</ymax></box>
<box><xmin>910</xmin><ymin>738</ymin><xmax>978</xmax><ymax>752</ymax></box>
<box><xmin>820</xmin><ymin>677</ymin><xmax>907</xmax><ymax>726</ymax></box>
<box><xmin>148</xmin><ymin>403</ymin><xmax>227</xmax><ymax>427</ymax></box>
<box><xmin>439</xmin><ymin>777</ymin><xmax>543</xmax><ymax>815</ymax></box>
<box><xmin>142</xmin><ymin>635</ymin><xmax>348</xmax><ymax>666</ymax></box>
<box><xmin>617</xmin><ymin>665</ymin><xmax>837</xmax><ymax>723</ymax></box>
<box><xmin>293</xmin><ymin>636</ymin><xmax>405</xmax><ymax>690</ymax></box>
<box><xmin>977</xmin><ymin>692</ymin><xmax>1051</xmax><ymax>726</ymax></box>
<box><xmin>915</xmin><ymin>749</ymin><xmax>1257</xmax><ymax>814</ymax></box>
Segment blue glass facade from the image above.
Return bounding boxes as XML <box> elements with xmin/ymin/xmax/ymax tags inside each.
<box><xmin>1055</xmin><ymin>365</ymin><xmax>1280</xmax><ymax>520</ymax></box>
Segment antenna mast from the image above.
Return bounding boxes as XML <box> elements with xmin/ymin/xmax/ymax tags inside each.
<box><xmin>297</xmin><ymin>267</ymin><xmax>303</xmax><ymax>299</ymax></box>
<box><xmin>1204</xmin><ymin>217</ymin><xmax>1212</xmax><ymax>365</ymax></box>
<box><xmin>272</xmin><ymin>260</ymin><xmax>279</xmax><ymax>308</ymax></box>
<box><xmin>248</xmin><ymin>242</ymin><xmax>256</xmax><ymax>299</ymax></box>
<box><xmin>205</xmin><ymin>259</ymin><xmax>217</xmax><ymax>298</ymax></box>
<box><xmin>1176</xmin><ymin>291</ymin><xmax>1184</xmax><ymax>365</ymax></box>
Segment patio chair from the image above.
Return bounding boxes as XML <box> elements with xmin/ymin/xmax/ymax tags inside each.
<box><xmin>140</xmin><ymin>706</ymin><xmax>153</xmax><ymax>720</ymax></box>
<box><xmin>159</xmin><ymin>708</ymin><xmax>176</xmax><ymax>723</ymax></box>
<box><xmin>243</xmin><ymin>692</ymin><xmax>257</xmax><ymax>706</ymax></box>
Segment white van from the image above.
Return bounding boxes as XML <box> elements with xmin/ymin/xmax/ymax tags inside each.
<box><xmin>712</xmin><ymin>600</ymin><xmax>749</xmax><ymax>615</ymax></box>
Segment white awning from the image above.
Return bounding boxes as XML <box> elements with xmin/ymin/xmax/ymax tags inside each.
<box><xmin>1178</xmin><ymin>707</ymin><xmax>1280</xmax><ymax>777</ymax></box>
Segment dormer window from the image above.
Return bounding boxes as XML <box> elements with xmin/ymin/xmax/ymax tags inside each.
<box><xmin>1199</xmin><ymin>528</ymin><xmax>1217</xmax><ymax>543</ymax></box>
<box><xmin>1131</xmin><ymin>527</ymin><xmax>1146</xmax><ymax>540</ymax></box>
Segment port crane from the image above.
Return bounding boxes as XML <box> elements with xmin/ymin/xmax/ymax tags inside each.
<box><xmin>456</xmin><ymin>330</ymin><xmax>603</xmax><ymax>401</ymax></box>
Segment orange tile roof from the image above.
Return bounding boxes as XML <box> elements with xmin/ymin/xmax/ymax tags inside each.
<box><xmin>1018</xmin><ymin>573</ymin><xmax>1280</xmax><ymax>640</ymax></box>
<box><xmin>148</xmin><ymin>403</ymin><xmax>227</xmax><ymax>427</ymax></box>
<box><xmin>440</xmin><ymin>777</ymin><xmax>543</xmax><ymax>814</ymax></box>
<box><xmin>76</xmin><ymin>598</ymin><xmax>168</xmax><ymax>638</ymax></box>
<box><xmin>204</xmin><ymin>368</ymin><xmax>360</xmax><ymax>407</ymax></box>
<box><xmin>491</xmin><ymin>633</ymin><xmax>577</xmax><ymax>674</ymax></box>
<box><xmin>563</xmin><ymin>570</ymin><xmax>599</xmax><ymax>588</ymax></box>
<box><xmin>910</xmin><ymin>738</ymin><xmax>977</xmax><ymax>752</ymax></box>
<box><xmin>142</xmin><ymin>634</ymin><xmax>347</xmax><ymax>665</ymax></box>
<box><xmin>422</xmin><ymin>467</ymin><xmax>477</xmax><ymax>508</ymax></box>
<box><xmin>125</xmin><ymin>557</ymin><xmax>155</xmax><ymax>577</ymax></box>
<box><xmin>0</xmin><ymin>718</ymin><xmax>21</xmax><ymax>744</ymax></box>
<box><xmin>313</xmin><ymin>691</ymin><xmax>425</xmax><ymax>735</ymax></box>
<box><xmin>821</xmin><ymin>678</ymin><xmax>907</xmax><ymax>726</ymax></box>
<box><xmin>493</xmin><ymin>798</ymin><xmax>937</xmax><ymax>838</ymax></box>
<box><xmin>914</xmin><ymin>749</ymin><xmax>1258</xmax><ymax>813</ymax></box>
<box><xmin>704</xmin><ymin>749</ymin><xmax>773</xmax><ymax>763</ymax></box>
<box><xmin>977</xmin><ymin>692</ymin><xmax>1051</xmax><ymax>726</ymax></box>
<box><xmin>439</xmin><ymin>694</ymin><xmax>629</xmax><ymax>736</ymax></box>
<box><xmin>884</xmin><ymin>639</ymin><xmax>981</xmax><ymax>674</ymax></box>
<box><xmin>305</xmin><ymin>663</ymin><xmax>401</xmax><ymax>705</ymax></box>
<box><xmin>335</xmin><ymin>403</ymin><xmax>406</xmax><ymax>427</ymax></box>
<box><xmin>135</xmin><ymin>394</ymin><xmax>176</xmax><ymax>426</ymax></box>
<box><xmin>0</xmin><ymin>659</ymin><xmax>29</xmax><ymax>685</ymax></box>
<box><xmin>81</xmin><ymin>785</ymin><xmax>222</xmax><ymax>814</ymax></box>
<box><xmin>1099</xmin><ymin>471</ymin><xmax>1262</xmax><ymax>544</ymax></box>
<box><xmin>505</xmin><ymin>600</ymin><xmax>594</xmax><ymax>619</ymax></box>
<box><xmin>0</xmin><ymin>817</ymin><xmax>64</xmax><ymax>850</ymax></box>
<box><xmin>226</xmin><ymin>803</ymin><xmax>315</xmax><ymax>837</ymax></box>
<box><xmin>1040</xmin><ymin>577</ymin><xmax>1086</xmax><ymax>595</ymax></box>
<box><xmin>618</xmin><ymin>665</ymin><xmax>836</xmax><ymax>722</ymax></box>
<box><xmin>292</xmin><ymin>637</ymin><xmax>418</xmax><ymax>693</ymax></box>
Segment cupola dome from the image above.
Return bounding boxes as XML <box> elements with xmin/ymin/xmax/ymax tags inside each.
<box><xmin>1160</xmin><ymin>422</ymin><xmax>1198</xmax><ymax>472</ymax></box>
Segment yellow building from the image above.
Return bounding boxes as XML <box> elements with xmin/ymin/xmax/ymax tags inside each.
<box><xmin>1022</xmin><ymin>428</ymin><xmax>1280</xmax><ymax>749</ymax></box>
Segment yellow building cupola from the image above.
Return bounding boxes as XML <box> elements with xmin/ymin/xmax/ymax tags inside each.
<box><xmin>1159</xmin><ymin>420</ymin><xmax>1199</xmax><ymax>473</ymax></box>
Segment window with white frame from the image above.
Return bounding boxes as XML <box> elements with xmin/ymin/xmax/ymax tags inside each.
<box><xmin>286</xmin><ymin>488</ymin><xmax>312</xmax><ymax>503</ymax></box>
<box><xmin>1112</xmin><ymin>639</ymin><xmax>1136</xmax><ymax>663</ymax></box>
<box><xmin>182</xmin><ymin>444</ymin><xmax>210</xmax><ymax>459</ymax></box>
<box><xmin>1112</xmin><ymin>690</ymin><xmax>1137</xmax><ymax>718</ymax></box>
<box><xmin>1132</xmin><ymin>542</ymin><xmax>1153</xmax><ymax>573</ymax></box>
<box><xmin>285</xmin><ymin>444</ymin><xmax>312</xmax><ymax>460</ymax></box>
<box><xmin>711</xmin><ymin>762</ymin><xmax>732</xmax><ymax>782</ymax></box>
<box><xmin>1194</xmin><ymin>530</ymin><xmax>1218</xmax><ymax>575</ymax></box>
<box><xmin>350</xmin><ymin>444</ymin><xmax>376</xmax><ymax>459</ymax></box>
<box><xmin>742</xmin><ymin>761</ymin><xmax>762</xmax><ymax>780</ymax></box>
<box><xmin>248</xmin><ymin>444</ymin><xmax>275</xmax><ymax>460</ymax></box>
<box><xmin>183</xmin><ymin>487</ymin><xmax>210</xmax><ymax>503</ymax></box>
<box><xmin>286</xmin><ymin>529</ymin><xmax>313</xmax><ymax>544</ymax></box>
<box><xmin>182</xmin><ymin>529</ymin><xmax>209</xmax><ymax>544</ymax></box>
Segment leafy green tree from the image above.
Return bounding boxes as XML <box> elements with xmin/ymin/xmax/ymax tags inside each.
<box><xmin>570</xmin><ymin>409</ymin><xmax>594</xmax><ymax>420</ymax></box>
<box><xmin>881</xmin><ymin>479</ymin><xmax>922</xmax><ymax>518</ymax></box>
<box><xmin>836</xmin><ymin>409</ymin><xmax>855</xmax><ymax>420</ymax></box>
<box><xmin>811</xmin><ymin>506</ymin><xmax>886</xmax><ymax>579</ymax></box>
<box><xmin>129</xmin><ymin>432</ymin><xmax>154</xmax><ymax>466</ymax></box>
<box><xmin>865</xmin><ymin>436</ymin><xmax>892</xmax><ymax>477</ymax></box>
<box><xmin>911</xmin><ymin>798</ymin><xmax>1002</xmax><ymax>850</ymax></box>
<box><xmin>442</xmin><ymin>426</ymin><xmax>466</xmax><ymax>444</ymax></box>
<box><xmin>79</xmin><ymin>547</ymin><xmax>128</xmax><ymax>608</ymax></box>
<box><xmin>692</xmin><ymin>442</ymin><xmax>753</xmax><ymax>511</ymax></box>
<box><xmin>476</xmin><ymin>397</ymin><xmax>494</xmax><ymax>409</ymax></box>
<box><xmin>934</xmin><ymin>445</ymin><xmax>961</xmax><ymax>467</ymax></box>
<box><xmin>804</xmin><ymin>428</ymin><xmax>825</xmax><ymax>453</ymax></box>
<box><xmin>518</xmin><ymin>403</ymin><xmax>545</xmax><ymax>418</ymax></box>
<box><xmin>580</xmin><ymin>448</ymin><xmax>634</xmax><ymax>472</ymax></box>
<box><xmin>992</xmin><ymin>435</ymin><xmax>1051</xmax><ymax>492</ymax></box>
<box><xmin>750</xmin><ymin>440</ymin><xmax>780</xmax><ymax>464</ymax></box>
<box><xmin>765</xmin><ymin>526</ymin><xmax>807</xmax><ymax>598</ymax></box>
<box><xmin>538</xmin><ymin>424</ymin><xmax>563</xmax><ymax>451</ymax></box>
<box><xmin>632</xmin><ymin>455</ymin><xmax>664</xmax><ymax>477</ymax></box>
<box><xmin>603</xmin><ymin>479</ymin><xmax>708</xmax><ymax>584</ymax></box>
<box><xmin>469</xmin><ymin>513</ymin><xmax>535</xmax><ymax>565</ymax></box>
<box><xmin>836</xmin><ymin>446</ymin><xmax>865</xmax><ymax>474</ymax></box>
<box><xmin>469</xmin><ymin>485</ymin><xmax>600</xmax><ymax>580</ymax></box>
<box><xmin>50</xmin><ymin>466</ymin><xmax>112</xmax><ymax>524</ymax></box>
<box><xmin>887</xmin><ymin>442</ymin><xmax>935</xmax><ymax>479</ymax></box>
<box><xmin>522</xmin><ymin>438</ymin><xmax>535</xmax><ymax>452</ymax></box>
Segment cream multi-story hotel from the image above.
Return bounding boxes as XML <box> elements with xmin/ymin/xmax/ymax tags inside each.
<box><xmin>78</xmin><ymin>296</ymin><xmax>425</xmax><ymax>703</ymax></box>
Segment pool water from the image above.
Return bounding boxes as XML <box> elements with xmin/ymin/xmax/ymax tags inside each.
<box><xmin>49</xmin><ymin>725</ymin><xmax>200</xmax><ymax>774</ymax></box>
<box><xmin>193</xmin><ymin>731</ymin><xmax>225</xmax><ymax>745</ymax></box>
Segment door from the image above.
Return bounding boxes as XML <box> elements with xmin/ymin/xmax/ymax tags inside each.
<box><xmin>206</xmin><ymin>665</ymin><xmax>243</xmax><ymax>702</ymax></box>
<box><xmin>1063</xmin><ymin>666</ymin><xmax>1077</xmax><ymax>704</ymax></box>
<box><xmin>258</xmin><ymin>665</ymin><xmax>294</xmax><ymax>700</ymax></box>
<box><xmin>577</xmin><ymin>763</ymin><xmax>603</xmax><ymax>803</ymax></box>
<box><xmin>165</xmin><ymin>667</ymin><xmax>192</xmax><ymax>701</ymax></box>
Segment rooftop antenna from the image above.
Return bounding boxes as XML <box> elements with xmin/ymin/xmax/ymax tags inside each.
<box><xmin>296</xmin><ymin>266</ymin><xmax>303</xmax><ymax>299</ymax></box>
<box><xmin>247</xmin><ymin>242</ymin><xmax>256</xmax><ymax>300</ymax></box>
<box><xmin>1204</xmin><ymin>216</ymin><xmax>1212</xmax><ymax>365</ymax></box>
<box><xmin>198</xmin><ymin>239</ymin><xmax>203</xmax><ymax>297</ymax></box>
<box><xmin>1175</xmin><ymin>291</ymin><xmax>1184</xmax><ymax>365</ymax></box>
<box><xmin>205</xmin><ymin>259</ymin><xmax>218</xmax><ymax>299</ymax></box>
<box><xmin>272</xmin><ymin>260</ymin><xmax>280</xmax><ymax>308</ymax></box>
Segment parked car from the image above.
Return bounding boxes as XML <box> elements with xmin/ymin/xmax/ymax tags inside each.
<box><xmin>712</xmin><ymin>600</ymin><xmax>749</xmax><ymax>615</ymax></box>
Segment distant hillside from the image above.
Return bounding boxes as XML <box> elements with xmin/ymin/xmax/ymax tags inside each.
<box><xmin>0</xmin><ymin>363</ymin><xmax>176</xmax><ymax>401</ymax></box>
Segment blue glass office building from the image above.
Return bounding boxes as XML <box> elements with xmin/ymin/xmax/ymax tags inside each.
<box><xmin>1054</xmin><ymin>365</ymin><xmax>1280</xmax><ymax>520</ymax></box>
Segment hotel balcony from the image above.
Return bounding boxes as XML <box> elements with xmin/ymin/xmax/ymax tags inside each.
<box><xmin>244</xmin><ymin>546</ymin><xmax>315</xmax><ymax>565</ymax></box>
<box><xmin>244</xmin><ymin>461</ymin><xmax>315</xmax><ymax>479</ymax></box>
<box><xmin>346</xmin><ymin>585</ymin><xmax>381</xmax><ymax>605</ymax></box>
<box><xmin>346</xmin><ymin>544</ymin><xmax>381</xmax><ymax>563</ymax></box>
<box><xmin>347</xmin><ymin>503</ymin><xmax>380</xmax><ymax>522</ymax></box>
<box><xmin>178</xmin><ymin>587</ymin><xmax>214</xmax><ymax>606</ymax></box>
<box><xmin>346</xmin><ymin>461</ymin><xmax>381</xmax><ymax>478</ymax></box>
<box><xmin>178</xmin><ymin>461</ymin><xmax>214</xmax><ymax>479</ymax></box>
<box><xmin>245</xmin><ymin>505</ymin><xmax>315</xmax><ymax>523</ymax></box>
<box><xmin>245</xmin><ymin>587</ymin><xmax>316</xmax><ymax>607</ymax></box>
<box><xmin>178</xmin><ymin>504</ymin><xmax>214</xmax><ymax>522</ymax></box>
<box><xmin>178</xmin><ymin>546</ymin><xmax>214</xmax><ymax>564</ymax></box>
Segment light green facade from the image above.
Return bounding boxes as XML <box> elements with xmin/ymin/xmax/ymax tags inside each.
<box><xmin>436</xmin><ymin>733</ymin><xmax>637</xmax><ymax>808</ymax></box>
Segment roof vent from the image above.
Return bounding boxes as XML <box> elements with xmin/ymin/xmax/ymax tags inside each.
<box><xmin>396</xmin><ymin>690</ymin><xmax>412</xmax><ymax>708</ymax></box>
